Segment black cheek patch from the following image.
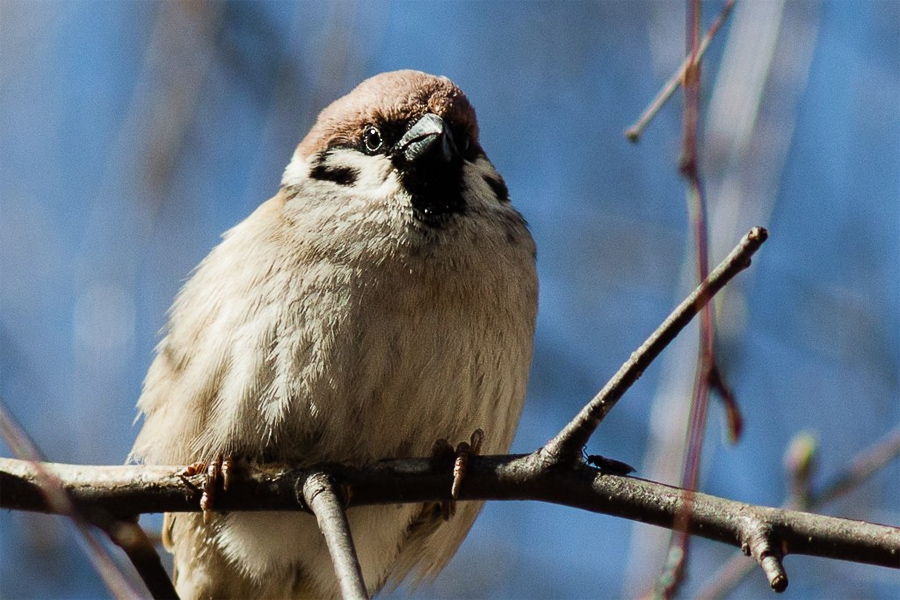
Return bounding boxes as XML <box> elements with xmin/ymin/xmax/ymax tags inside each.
<box><xmin>482</xmin><ymin>174</ymin><xmax>510</xmax><ymax>203</ymax></box>
<box><xmin>309</xmin><ymin>163</ymin><xmax>359</xmax><ymax>186</ymax></box>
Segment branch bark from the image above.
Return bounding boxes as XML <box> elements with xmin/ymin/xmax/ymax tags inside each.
<box><xmin>3</xmin><ymin>455</ymin><xmax>898</xmax><ymax>574</ymax></box>
<box><xmin>300</xmin><ymin>472</ymin><xmax>368</xmax><ymax>600</ymax></box>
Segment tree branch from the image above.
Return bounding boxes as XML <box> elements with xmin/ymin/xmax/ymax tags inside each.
<box><xmin>300</xmin><ymin>472</ymin><xmax>368</xmax><ymax>600</ymax></box>
<box><xmin>3</xmin><ymin>455</ymin><xmax>898</xmax><ymax>576</ymax></box>
<box><xmin>540</xmin><ymin>226</ymin><xmax>767</xmax><ymax>464</ymax></box>
<box><xmin>698</xmin><ymin>426</ymin><xmax>900</xmax><ymax>598</ymax></box>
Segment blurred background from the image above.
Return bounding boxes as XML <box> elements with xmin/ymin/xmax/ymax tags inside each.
<box><xmin>1</xmin><ymin>1</ymin><xmax>897</xmax><ymax>598</ymax></box>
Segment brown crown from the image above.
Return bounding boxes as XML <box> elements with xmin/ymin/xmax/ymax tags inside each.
<box><xmin>295</xmin><ymin>70</ymin><xmax>479</xmax><ymax>159</ymax></box>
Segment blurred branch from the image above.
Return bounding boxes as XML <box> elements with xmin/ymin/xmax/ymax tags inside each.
<box><xmin>655</xmin><ymin>0</ymin><xmax>749</xmax><ymax>595</ymax></box>
<box><xmin>813</xmin><ymin>427</ymin><xmax>900</xmax><ymax>505</ymax></box>
<box><xmin>0</xmin><ymin>400</ymin><xmax>163</xmax><ymax>599</ymax></box>
<box><xmin>3</xmin><ymin>455</ymin><xmax>899</xmax><ymax>578</ymax></box>
<box><xmin>627</xmin><ymin>2</ymin><xmax>801</xmax><ymax>595</ymax></box>
<box><xmin>624</xmin><ymin>0</ymin><xmax>735</xmax><ymax>143</ymax></box>
<box><xmin>654</xmin><ymin>4</ymin><xmax>709</xmax><ymax>594</ymax></box>
<box><xmin>85</xmin><ymin>510</ymin><xmax>178</xmax><ymax>600</ymax></box>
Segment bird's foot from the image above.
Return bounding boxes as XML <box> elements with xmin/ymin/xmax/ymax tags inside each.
<box><xmin>178</xmin><ymin>455</ymin><xmax>234</xmax><ymax>523</ymax></box>
<box><xmin>431</xmin><ymin>429</ymin><xmax>484</xmax><ymax>520</ymax></box>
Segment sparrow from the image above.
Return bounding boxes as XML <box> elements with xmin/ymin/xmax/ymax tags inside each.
<box><xmin>130</xmin><ymin>69</ymin><xmax>538</xmax><ymax>599</ymax></box>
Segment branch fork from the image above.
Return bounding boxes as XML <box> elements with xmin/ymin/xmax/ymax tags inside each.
<box><xmin>540</xmin><ymin>227</ymin><xmax>767</xmax><ymax>465</ymax></box>
<box><xmin>300</xmin><ymin>472</ymin><xmax>368</xmax><ymax>600</ymax></box>
<box><xmin>740</xmin><ymin>518</ymin><xmax>789</xmax><ymax>592</ymax></box>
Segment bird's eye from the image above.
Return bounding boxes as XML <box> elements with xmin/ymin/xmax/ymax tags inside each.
<box><xmin>363</xmin><ymin>126</ymin><xmax>383</xmax><ymax>153</ymax></box>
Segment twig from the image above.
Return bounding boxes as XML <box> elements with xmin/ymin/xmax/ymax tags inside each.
<box><xmin>300</xmin><ymin>472</ymin><xmax>368</xmax><ymax>600</ymax></box>
<box><xmin>697</xmin><ymin>426</ymin><xmax>900</xmax><ymax>598</ymax></box>
<box><xmin>3</xmin><ymin>456</ymin><xmax>898</xmax><ymax>573</ymax></box>
<box><xmin>540</xmin><ymin>227</ymin><xmax>767</xmax><ymax>464</ymax></box>
<box><xmin>624</xmin><ymin>0</ymin><xmax>736</xmax><ymax>143</ymax></box>
<box><xmin>740</xmin><ymin>518</ymin><xmax>789</xmax><ymax>592</ymax></box>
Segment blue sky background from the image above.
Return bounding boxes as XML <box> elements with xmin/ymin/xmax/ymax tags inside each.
<box><xmin>1</xmin><ymin>1</ymin><xmax>897</xmax><ymax>598</ymax></box>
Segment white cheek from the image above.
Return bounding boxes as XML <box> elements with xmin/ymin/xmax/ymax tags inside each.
<box><xmin>334</xmin><ymin>149</ymin><xmax>401</xmax><ymax>196</ymax></box>
<box><xmin>282</xmin><ymin>149</ymin><xmax>404</xmax><ymax>201</ymax></box>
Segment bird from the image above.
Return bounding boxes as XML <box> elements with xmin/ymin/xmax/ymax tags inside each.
<box><xmin>130</xmin><ymin>69</ymin><xmax>538</xmax><ymax>599</ymax></box>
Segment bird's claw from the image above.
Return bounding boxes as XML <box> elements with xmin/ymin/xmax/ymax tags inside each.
<box><xmin>432</xmin><ymin>429</ymin><xmax>484</xmax><ymax>520</ymax></box>
<box><xmin>451</xmin><ymin>429</ymin><xmax>483</xmax><ymax>499</ymax></box>
<box><xmin>178</xmin><ymin>455</ymin><xmax>233</xmax><ymax>523</ymax></box>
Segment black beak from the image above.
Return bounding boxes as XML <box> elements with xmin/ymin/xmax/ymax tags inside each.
<box><xmin>395</xmin><ymin>113</ymin><xmax>457</xmax><ymax>166</ymax></box>
<box><xmin>393</xmin><ymin>113</ymin><xmax>466</xmax><ymax>223</ymax></box>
